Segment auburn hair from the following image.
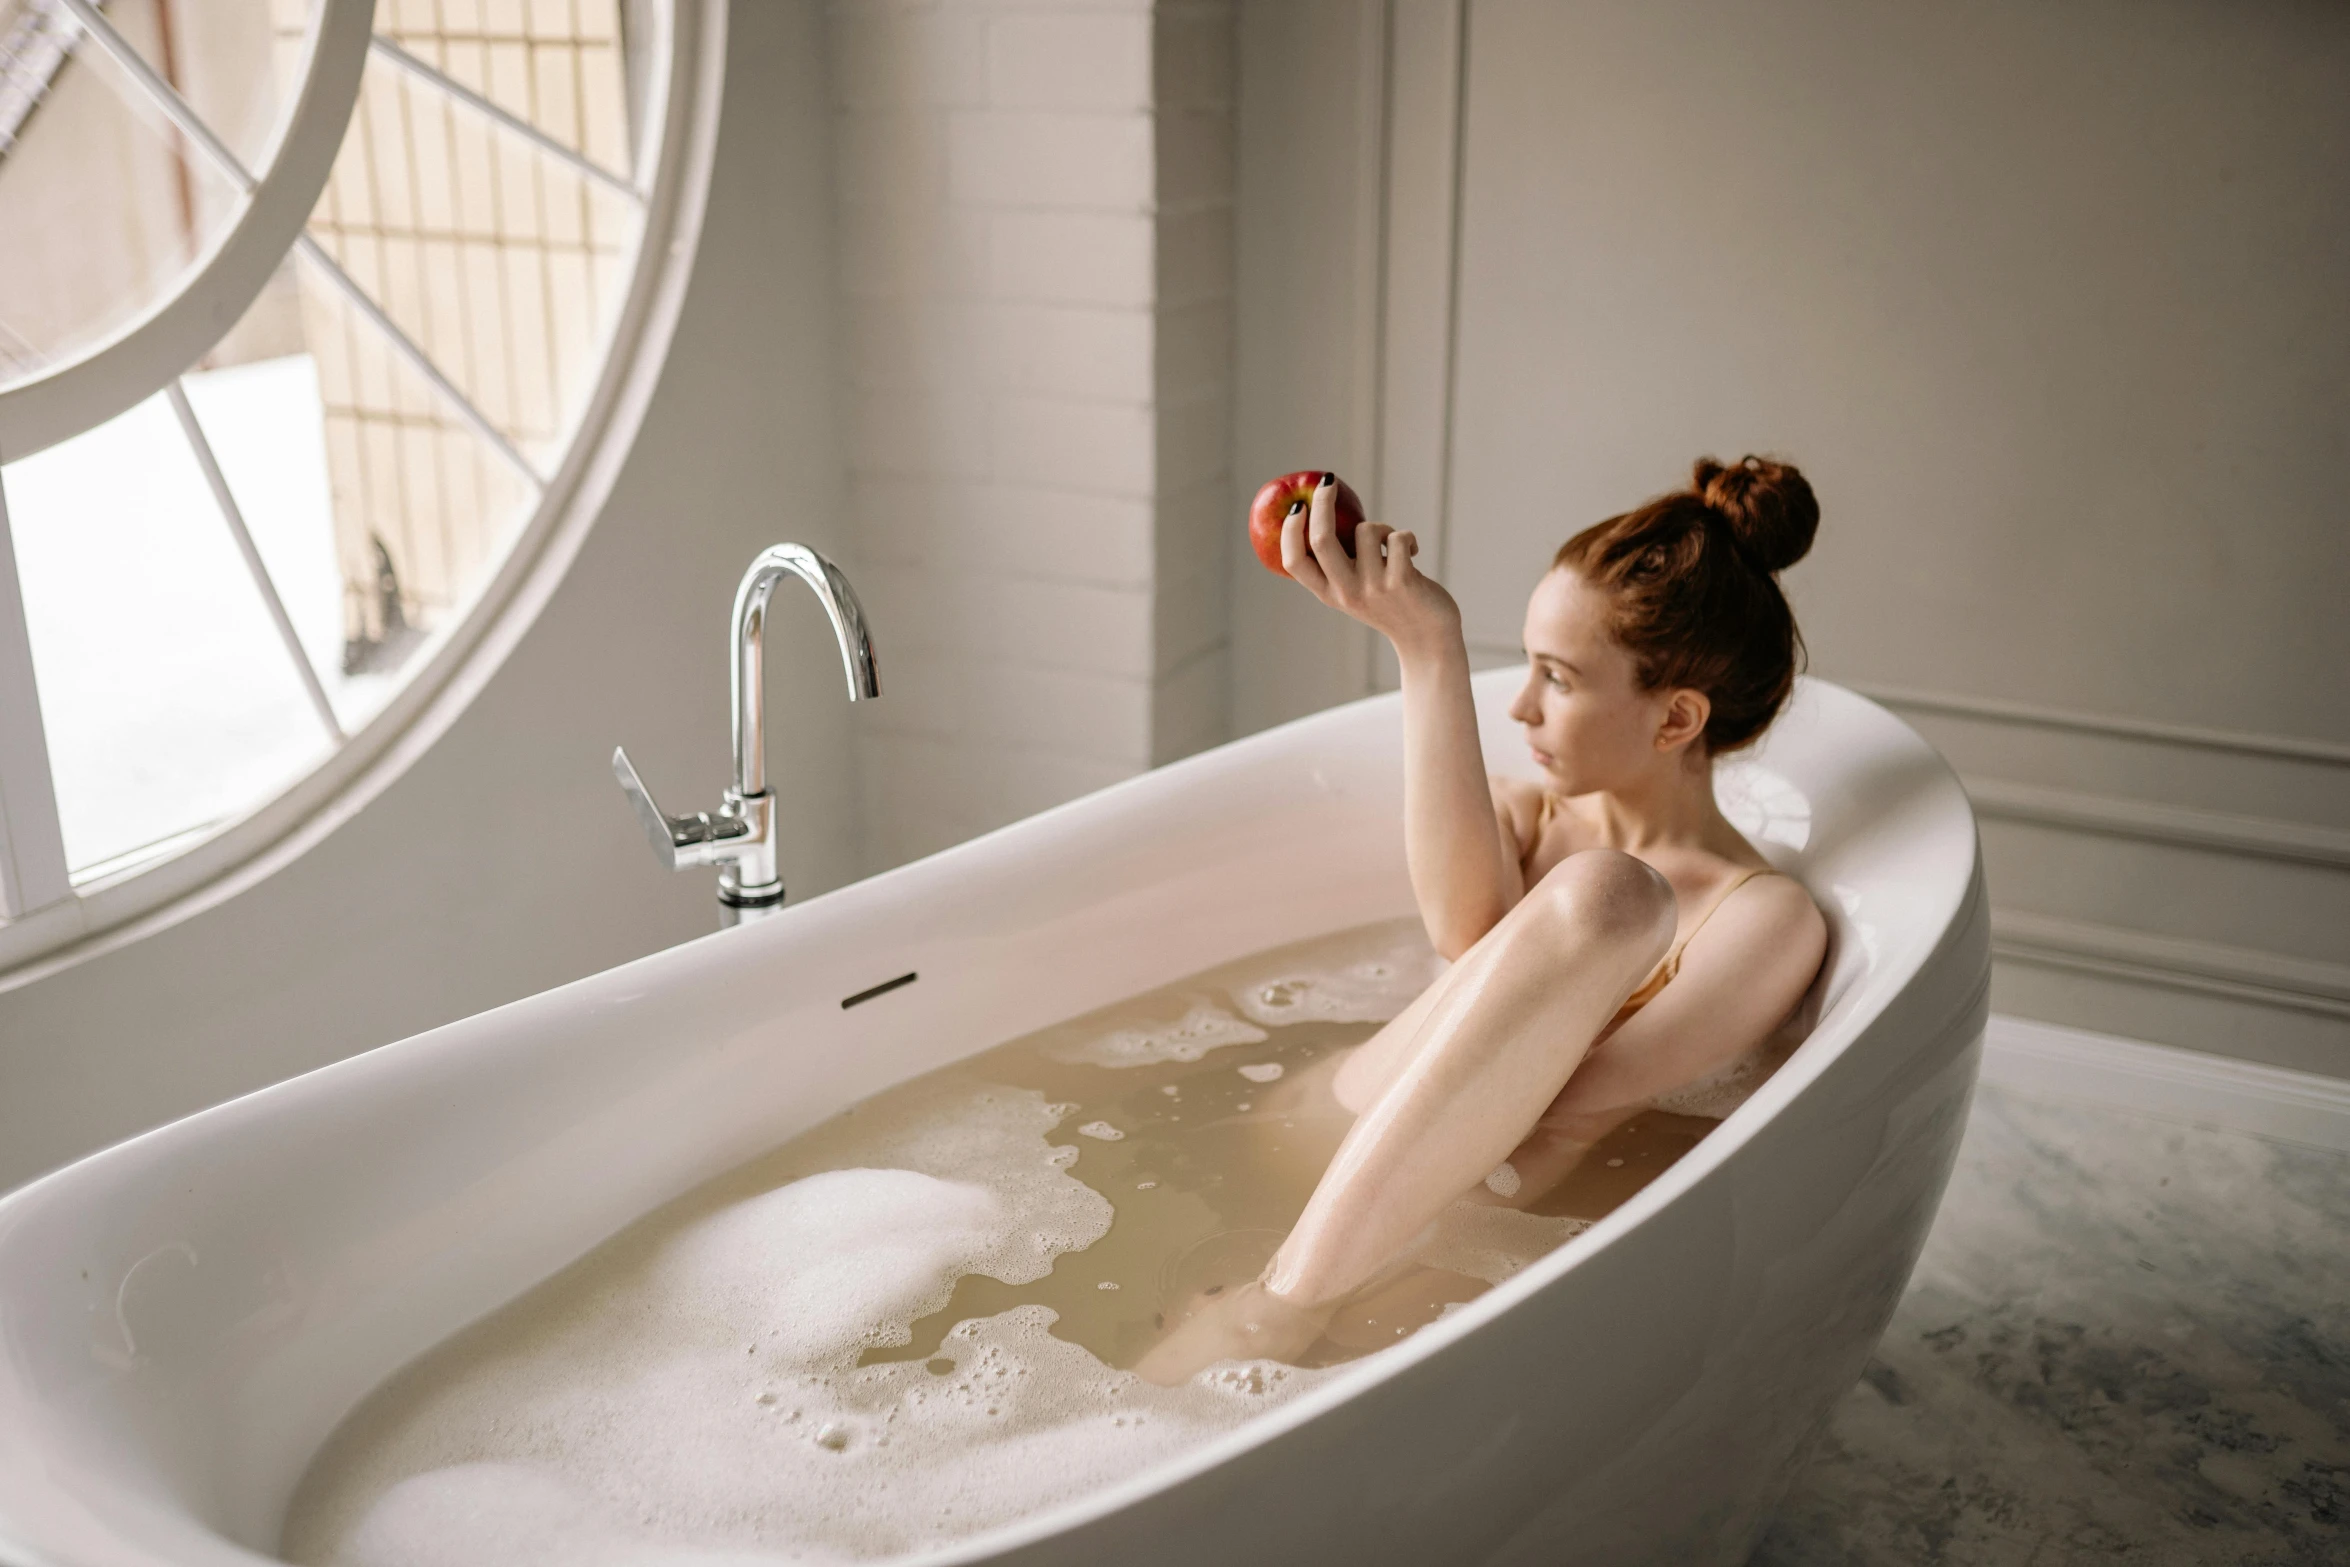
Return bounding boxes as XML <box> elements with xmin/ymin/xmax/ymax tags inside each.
<box><xmin>1552</xmin><ymin>455</ymin><xmax>1818</xmax><ymax>754</ymax></box>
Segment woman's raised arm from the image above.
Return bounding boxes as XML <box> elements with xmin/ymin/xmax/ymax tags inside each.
<box><xmin>1281</xmin><ymin>478</ymin><xmax>1523</xmax><ymax>957</ymax></box>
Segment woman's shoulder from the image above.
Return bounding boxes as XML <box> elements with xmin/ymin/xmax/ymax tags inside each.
<box><xmin>1704</xmin><ymin>864</ymin><xmax>1827</xmax><ymax>958</ymax></box>
<box><xmin>1738</xmin><ymin>865</ymin><xmax>1823</xmax><ymax>917</ymax></box>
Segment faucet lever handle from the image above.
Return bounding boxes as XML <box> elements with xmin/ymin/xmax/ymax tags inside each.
<box><xmin>613</xmin><ymin>746</ymin><xmax>716</xmax><ymax>871</ymax></box>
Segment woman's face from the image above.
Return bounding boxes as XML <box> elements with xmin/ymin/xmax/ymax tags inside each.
<box><xmin>1506</xmin><ymin>569</ymin><xmax>1679</xmax><ymax>795</ymax></box>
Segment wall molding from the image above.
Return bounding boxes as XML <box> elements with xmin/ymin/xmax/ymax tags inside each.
<box><xmin>1855</xmin><ymin>681</ymin><xmax>2350</xmax><ymax>768</ymax></box>
<box><xmin>1856</xmin><ymin>683</ymin><xmax>2346</xmax><ymax>1051</ymax></box>
<box><xmin>1964</xmin><ymin>775</ymin><xmax>2350</xmax><ymax>870</ymax></box>
<box><xmin>1993</xmin><ymin>909</ymin><xmax>2350</xmax><ymax>1021</ymax></box>
<box><xmin>1982</xmin><ymin>1014</ymin><xmax>2350</xmax><ymax>1151</ymax></box>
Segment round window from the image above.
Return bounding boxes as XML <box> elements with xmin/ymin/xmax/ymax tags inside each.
<box><xmin>0</xmin><ymin>0</ymin><xmax>702</xmax><ymax>969</ymax></box>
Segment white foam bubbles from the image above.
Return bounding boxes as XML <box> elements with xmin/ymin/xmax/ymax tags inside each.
<box><xmin>1220</xmin><ymin>920</ymin><xmax>1446</xmax><ymax>1028</ymax></box>
<box><xmin>1045</xmin><ymin>996</ymin><xmax>1268</xmax><ymax>1069</ymax></box>
<box><xmin>330</xmin><ymin>1464</ymin><xmax>816</xmax><ymax>1567</ymax></box>
<box><xmin>662</xmin><ymin>1168</ymin><xmax>1003</xmax><ymax>1364</ymax></box>
<box><xmin>1039</xmin><ymin>918</ymin><xmax>1441</xmax><ymax>1071</ymax></box>
<box><xmin>284</xmin><ymin>1084</ymin><xmax>1327</xmax><ymax>1567</ymax></box>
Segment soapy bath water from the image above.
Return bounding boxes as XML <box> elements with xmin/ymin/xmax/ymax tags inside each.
<box><xmin>283</xmin><ymin>918</ymin><xmax>1730</xmax><ymax>1567</ymax></box>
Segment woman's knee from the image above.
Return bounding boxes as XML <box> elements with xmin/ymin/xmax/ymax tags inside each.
<box><xmin>1527</xmin><ymin>850</ymin><xmax>1675</xmax><ymax>955</ymax></box>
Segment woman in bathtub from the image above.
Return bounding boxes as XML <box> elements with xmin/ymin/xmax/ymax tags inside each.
<box><xmin>1139</xmin><ymin>457</ymin><xmax>1830</xmax><ymax>1383</ymax></box>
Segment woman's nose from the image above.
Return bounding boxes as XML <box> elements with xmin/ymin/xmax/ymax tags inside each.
<box><xmin>1507</xmin><ymin>680</ymin><xmax>1541</xmax><ymax>724</ymax></box>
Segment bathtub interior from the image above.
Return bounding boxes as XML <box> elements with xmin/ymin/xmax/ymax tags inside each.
<box><xmin>0</xmin><ymin>674</ymin><xmax>1976</xmax><ymax>1567</ymax></box>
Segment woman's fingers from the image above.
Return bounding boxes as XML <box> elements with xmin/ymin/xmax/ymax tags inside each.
<box><xmin>1278</xmin><ymin>472</ymin><xmax>1438</xmax><ymax>634</ymax></box>
<box><xmin>1280</xmin><ymin>500</ymin><xmax>1331</xmax><ymax>594</ymax></box>
<box><xmin>1384</xmin><ymin>528</ymin><xmax>1419</xmax><ymax>587</ymax></box>
<box><xmin>1306</xmin><ymin>476</ymin><xmax>1354</xmax><ymax>584</ymax></box>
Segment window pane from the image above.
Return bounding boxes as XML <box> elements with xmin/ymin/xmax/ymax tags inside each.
<box><xmin>0</xmin><ymin>0</ymin><xmax>661</xmax><ymax>920</ymax></box>
<box><xmin>82</xmin><ymin>0</ymin><xmax>316</xmax><ymax>176</ymax></box>
<box><xmin>0</xmin><ymin>2</ymin><xmax>258</xmax><ymax>385</ymax></box>
<box><xmin>2</xmin><ymin>389</ymin><xmax>330</xmax><ymax>875</ymax></box>
<box><xmin>289</xmin><ymin>253</ymin><xmax>535</xmax><ymax>677</ymax></box>
<box><xmin>313</xmin><ymin>30</ymin><xmax>644</xmax><ymax>476</ymax></box>
<box><xmin>179</xmin><ymin>347</ymin><xmax>390</xmax><ymax>728</ymax></box>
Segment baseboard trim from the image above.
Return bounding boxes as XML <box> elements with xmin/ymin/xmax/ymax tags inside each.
<box><xmin>1981</xmin><ymin>1014</ymin><xmax>2350</xmax><ymax>1152</ymax></box>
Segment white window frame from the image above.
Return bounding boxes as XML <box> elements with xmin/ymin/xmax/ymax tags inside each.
<box><xmin>0</xmin><ymin>0</ymin><xmax>376</xmax><ymax>459</ymax></box>
<box><xmin>0</xmin><ymin>0</ymin><xmax>725</xmax><ymax>981</ymax></box>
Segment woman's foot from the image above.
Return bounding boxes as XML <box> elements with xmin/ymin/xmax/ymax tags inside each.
<box><xmin>1132</xmin><ymin>1280</ymin><xmax>1335</xmax><ymax>1386</ymax></box>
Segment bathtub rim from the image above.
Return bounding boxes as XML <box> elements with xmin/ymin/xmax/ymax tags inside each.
<box><xmin>0</xmin><ymin>674</ymin><xmax>1983</xmax><ymax>1567</ymax></box>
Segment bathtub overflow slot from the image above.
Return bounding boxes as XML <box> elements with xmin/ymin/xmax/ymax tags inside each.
<box><xmin>841</xmin><ymin>972</ymin><xmax>918</xmax><ymax>1009</ymax></box>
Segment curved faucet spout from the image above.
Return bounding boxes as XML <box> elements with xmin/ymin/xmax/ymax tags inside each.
<box><xmin>614</xmin><ymin>542</ymin><xmax>878</xmax><ymax>927</ymax></box>
<box><xmin>731</xmin><ymin>544</ymin><xmax>880</xmax><ymax>800</ymax></box>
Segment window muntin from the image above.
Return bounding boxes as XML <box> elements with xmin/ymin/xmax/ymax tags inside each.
<box><xmin>0</xmin><ymin>0</ymin><xmax>290</xmax><ymax>383</ymax></box>
<box><xmin>8</xmin><ymin>378</ymin><xmax>334</xmax><ymax>872</ymax></box>
<box><xmin>0</xmin><ymin>0</ymin><xmax>676</xmax><ymax>948</ymax></box>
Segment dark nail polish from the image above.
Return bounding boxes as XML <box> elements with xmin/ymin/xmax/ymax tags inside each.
<box><xmin>1286</xmin><ymin>499</ymin><xmax>1305</xmax><ymax>516</ymax></box>
<box><xmin>1318</xmin><ymin>471</ymin><xmax>1336</xmax><ymax>487</ymax></box>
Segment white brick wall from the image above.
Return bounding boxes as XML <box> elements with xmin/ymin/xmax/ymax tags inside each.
<box><xmin>989</xmin><ymin>213</ymin><xmax>1155</xmax><ymax>304</ymax></box>
<box><xmin>827</xmin><ymin>0</ymin><xmax>1236</xmax><ymax>870</ymax></box>
<box><xmin>1150</xmin><ymin>1</ymin><xmax>1237</xmax><ymax>774</ymax></box>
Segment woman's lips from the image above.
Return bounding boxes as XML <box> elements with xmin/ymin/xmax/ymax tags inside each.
<box><xmin>1528</xmin><ymin>744</ymin><xmax>1556</xmax><ymax>769</ymax></box>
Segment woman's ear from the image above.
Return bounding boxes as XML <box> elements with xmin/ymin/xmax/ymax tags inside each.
<box><xmin>1655</xmin><ymin>688</ymin><xmax>1710</xmax><ymax>754</ymax></box>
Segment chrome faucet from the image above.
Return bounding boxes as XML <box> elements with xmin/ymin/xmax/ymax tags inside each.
<box><xmin>613</xmin><ymin>543</ymin><xmax>879</xmax><ymax>925</ymax></box>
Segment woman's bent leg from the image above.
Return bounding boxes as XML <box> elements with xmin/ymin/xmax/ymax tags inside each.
<box><xmin>1132</xmin><ymin>851</ymin><xmax>1672</xmax><ymax>1384</ymax></box>
<box><xmin>1265</xmin><ymin>849</ymin><xmax>1673</xmax><ymax>1306</ymax></box>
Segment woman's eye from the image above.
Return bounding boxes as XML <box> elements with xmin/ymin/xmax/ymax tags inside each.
<box><xmin>1546</xmin><ymin>671</ymin><xmax>1568</xmax><ymax>689</ymax></box>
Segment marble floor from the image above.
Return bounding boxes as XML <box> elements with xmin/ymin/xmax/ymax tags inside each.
<box><xmin>1753</xmin><ymin>1084</ymin><xmax>2348</xmax><ymax>1567</ymax></box>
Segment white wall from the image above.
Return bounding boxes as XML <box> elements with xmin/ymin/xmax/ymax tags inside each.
<box><xmin>1233</xmin><ymin>0</ymin><xmax>2349</xmax><ymax>1076</ymax></box>
<box><xmin>825</xmin><ymin>0</ymin><xmax>1236</xmax><ymax>868</ymax></box>
<box><xmin>1226</xmin><ymin>0</ymin><xmax>1392</xmax><ymax>735</ymax></box>
<box><xmin>0</xmin><ymin>2</ymin><xmax>865</xmax><ymax>1192</ymax></box>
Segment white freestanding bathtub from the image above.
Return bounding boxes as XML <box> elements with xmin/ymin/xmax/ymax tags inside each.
<box><xmin>0</xmin><ymin>672</ymin><xmax>1987</xmax><ymax>1567</ymax></box>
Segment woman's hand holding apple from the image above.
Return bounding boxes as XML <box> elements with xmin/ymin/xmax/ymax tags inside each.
<box><xmin>1279</xmin><ymin>474</ymin><xmax>1463</xmax><ymax>666</ymax></box>
<box><xmin>1262</xmin><ymin>474</ymin><xmax>1490</xmax><ymax>978</ymax></box>
<box><xmin>1249</xmin><ymin>470</ymin><xmax>1364</xmax><ymax>571</ymax></box>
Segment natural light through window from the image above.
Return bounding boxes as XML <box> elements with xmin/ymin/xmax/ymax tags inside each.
<box><xmin>0</xmin><ymin>0</ymin><xmax>678</xmax><ymax>960</ymax></box>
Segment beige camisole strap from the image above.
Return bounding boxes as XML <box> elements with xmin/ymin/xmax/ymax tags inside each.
<box><xmin>1610</xmin><ymin>865</ymin><xmax>1772</xmax><ymax>1025</ymax></box>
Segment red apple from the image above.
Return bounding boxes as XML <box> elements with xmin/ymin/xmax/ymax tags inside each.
<box><xmin>1248</xmin><ymin>470</ymin><xmax>1366</xmax><ymax>577</ymax></box>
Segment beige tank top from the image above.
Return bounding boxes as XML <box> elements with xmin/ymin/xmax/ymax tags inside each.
<box><xmin>1610</xmin><ymin>864</ymin><xmax>1772</xmax><ymax>1027</ymax></box>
